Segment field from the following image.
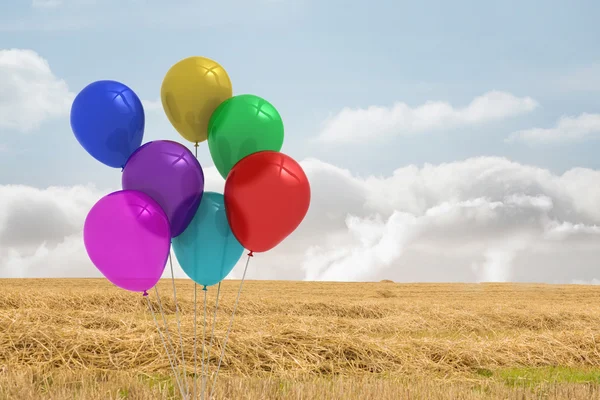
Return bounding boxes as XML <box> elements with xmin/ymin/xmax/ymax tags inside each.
<box><xmin>2</xmin><ymin>279</ymin><xmax>600</xmax><ymax>399</ymax></box>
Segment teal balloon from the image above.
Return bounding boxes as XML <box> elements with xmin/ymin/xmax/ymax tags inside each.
<box><xmin>172</xmin><ymin>192</ymin><xmax>244</xmax><ymax>287</ymax></box>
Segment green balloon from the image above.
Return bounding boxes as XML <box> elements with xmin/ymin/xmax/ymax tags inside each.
<box><xmin>208</xmin><ymin>94</ymin><xmax>284</xmax><ymax>179</ymax></box>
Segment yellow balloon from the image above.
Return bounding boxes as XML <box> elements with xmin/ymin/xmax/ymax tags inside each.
<box><xmin>160</xmin><ymin>56</ymin><xmax>233</xmax><ymax>144</ymax></box>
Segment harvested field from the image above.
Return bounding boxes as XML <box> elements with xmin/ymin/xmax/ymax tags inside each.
<box><xmin>2</xmin><ymin>279</ymin><xmax>600</xmax><ymax>399</ymax></box>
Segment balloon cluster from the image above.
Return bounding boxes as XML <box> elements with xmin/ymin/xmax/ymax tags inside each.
<box><xmin>72</xmin><ymin>56</ymin><xmax>311</xmax><ymax>294</ymax></box>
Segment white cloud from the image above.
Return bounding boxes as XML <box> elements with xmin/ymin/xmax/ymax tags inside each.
<box><xmin>3</xmin><ymin>157</ymin><xmax>600</xmax><ymax>285</ymax></box>
<box><xmin>507</xmin><ymin>113</ymin><xmax>600</xmax><ymax>144</ymax></box>
<box><xmin>572</xmin><ymin>279</ymin><xmax>600</xmax><ymax>285</ymax></box>
<box><xmin>0</xmin><ymin>184</ymin><xmax>103</xmax><ymax>278</ymax></box>
<box><xmin>0</xmin><ymin>49</ymin><xmax>165</xmax><ymax>133</ymax></box>
<box><xmin>317</xmin><ymin>91</ymin><xmax>539</xmax><ymax>144</ymax></box>
<box><xmin>292</xmin><ymin>156</ymin><xmax>600</xmax><ymax>283</ymax></box>
<box><xmin>0</xmin><ymin>166</ymin><xmax>224</xmax><ymax>279</ymax></box>
<box><xmin>0</xmin><ymin>49</ymin><xmax>75</xmax><ymax>132</ymax></box>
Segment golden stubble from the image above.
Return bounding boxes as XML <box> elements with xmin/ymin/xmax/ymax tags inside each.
<box><xmin>2</xmin><ymin>279</ymin><xmax>600</xmax><ymax>399</ymax></box>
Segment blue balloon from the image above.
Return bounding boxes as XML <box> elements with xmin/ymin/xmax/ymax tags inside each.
<box><xmin>70</xmin><ymin>80</ymin><xmax>145</xmax><ymax>168</ymax></box>
<box><xmin>172</xmin><ymin>192</ymin><xmax>244</xmax><ymax>287</ymax></box>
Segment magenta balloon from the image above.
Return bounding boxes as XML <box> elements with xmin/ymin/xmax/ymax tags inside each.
<box><xmin>122</xmin><ymin>140</ymin><xmax>205</xmax><ymax>238</ymax></box>
<box><xmin>84</xmin><ymin>190</ymin><xmax>171</xmax><ymax>293</ymax></box>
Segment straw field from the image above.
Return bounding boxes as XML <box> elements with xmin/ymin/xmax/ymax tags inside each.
<box><xmin>2</xmin><ymin>279</ymin><xmax>600</xmax><ymax>399</ymax></box>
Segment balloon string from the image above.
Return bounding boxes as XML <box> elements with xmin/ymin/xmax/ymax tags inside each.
<box><xmin>192</xmin><ymin>144</ymin><xmax>199</xmax><ymax>399</ymax></box>
<box><xmin>154</xmin><ymin>286</ymin><xmax>187</xmax><ymax>393</ymax></box>
<box><xmin>193</xmin><ymin>283</ymin><xmax>198</xmax><ymax>400</ymax></box>
<box><xmin>169</xmin><ymin>252</ymin><xmax>189</xmax><ymax>398</ymax></box>
<box><xmin>209</xmin><ymin>252</ymin><xmax>253</xmax><ymax>399</ymax></box>
<box><xmin>146</xmin><ymin>295</ymin><xmax>186</xmax><ymax>400</ymax></box>
<box><xmin>202</xmin><ymin>281</ymin><xmax>221</xmax><ymax>396</ymax></box>
<box><xmin>201</xmin><ymin>286</ymin><xmax>208</xmax><ymax>400</ymax></box>
<box><xmin>203</xmin><ymin>230</ymin><xmax>227</xmax><ymax>393</ymax></box>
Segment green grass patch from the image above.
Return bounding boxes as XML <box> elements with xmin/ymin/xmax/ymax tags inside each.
<box><xmin>137</xmin><ymin>373</ymin><xmax>177</xmax><ymax>397</ymax></box>
<box><xmin>475</xmin><ymin>368</ymin><xmax>493</xmax><ymax>378</ymax></box>
<box><xmin>498</xmin><ymin>366</ymin><xmax>600</xmax><ymax>387</ymax></box>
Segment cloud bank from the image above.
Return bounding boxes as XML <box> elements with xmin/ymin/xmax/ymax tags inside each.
<box><xmin>317</xmin><ymin>91</ymin><xmax>539</xmax><ymax>144</ymax></box>
<box><xmin>507</xmin><ymin>113</ymin><xmax>600</xmax><ymax>144</ymax></box>
<box><xmin>2</xmin><ymin>157</ymin><xmax>600</xmax><ymax>284</ymax></box>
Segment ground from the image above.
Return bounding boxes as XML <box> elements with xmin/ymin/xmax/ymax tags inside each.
<box><xmin>2</xmin><ymin>279</ymin><xmax>600</xmax><ymax>399</ymax></box>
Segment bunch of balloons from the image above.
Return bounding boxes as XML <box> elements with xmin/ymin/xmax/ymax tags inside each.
<box><xmin>72</xmin><ymin>56</ymin><xmax>311</xmax><ymax>294</ymax></box>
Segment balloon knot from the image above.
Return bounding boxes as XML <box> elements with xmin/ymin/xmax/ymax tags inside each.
<box><xmin>248</xmin><ymin>251</ymin><xmax>254</xmax><ymax>257</ymax></box>
<box><xmin>142</xmin><ymin>290</ymin><xmax>148</xmax><ymax>297</ymax></box>
<box><xmin>194</xmin><ymin>142</ymin><xmax>199</xmax><ymax>148</ymax></box>
<box><xmin>202</xmin><ymin>285</ymin><xmax>208</xmax><ymax>291</ymax></box>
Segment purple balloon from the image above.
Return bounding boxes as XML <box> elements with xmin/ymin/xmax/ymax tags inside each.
<box><xmin>122</xmin><ymin>140</ymin><xmax>205</xmax><ymax>237</ymax></box>
<box><xmin>84</xmin><ymin>190</ymin><xmax>171</xmax><ymax>293</ymax></box>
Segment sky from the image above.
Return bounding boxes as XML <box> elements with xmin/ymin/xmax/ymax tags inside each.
<box><xmin>1</xmin><ymin>0</ymin><xmax>600</xmax><ymax>283</ymax></box>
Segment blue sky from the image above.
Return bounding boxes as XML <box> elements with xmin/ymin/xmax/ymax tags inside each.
<box><xmin>2</xmin><ymin>0</ymin><xmax>600</xmax><ymax>189</ymax></box>
<box><xmin>2</xmin><ymin>0</ymin><xmax>600</xmax><ymax>283</ymax></box>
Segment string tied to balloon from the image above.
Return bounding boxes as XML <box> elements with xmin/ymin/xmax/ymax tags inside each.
<box><xmin>142</xmin><ymin>290</ymin><xmax>149</xmax><ymax>297</ymax></box>
<box><xmin>209</xmin><ymin>251</ymin><xmax>253</xmax><ymax>398</ymax></box>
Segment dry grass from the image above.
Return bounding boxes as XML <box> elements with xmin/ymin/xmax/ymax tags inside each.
<box><xmin>2</xmin><ymin>279</ymin><xmax>600</xmax><ymax>399</ymax></box>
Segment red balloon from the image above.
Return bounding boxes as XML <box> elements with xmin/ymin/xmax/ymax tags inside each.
<box><xmin>224</xmin><ymin>151</ymin><xmax>311</xmax><ymax>253</ymax></box>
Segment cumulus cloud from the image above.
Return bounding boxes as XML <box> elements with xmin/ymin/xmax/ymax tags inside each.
<box><xmin>0</xmin><ymin>49</ymin><xmax>75</xmax><ymax>132</ymax></box>
<box><xmin>507</xmin><ymin>113</ymin><xmax>600</xmax><ymax>144</ymax></box>
<box><xmin>0</xmin><ymin>184</ymin><xmax>103</xmax><ymax>278</ymax></box>
<box><xmin>317</xmin><ymin>91</ymin><xmax>539</xmax><ymax>144</ymax></box>
<box><xmin>3</xmin><ymin>157</ymin><xmax>600</xmax><ymax>285</ymax></box>
<box><xmin>0</xmin><ymin>166</ymin><xmax>225</xmax><ymax>279</ymax></box>
<box><xmin>0</xmin><ymin>49</ymin><xmax>163</xmax><ymax>133</ymax></box>
<box><xmin>286</xmin><ymin>157</ymin><xmax>600</xmax><ymax>283</ymax></box>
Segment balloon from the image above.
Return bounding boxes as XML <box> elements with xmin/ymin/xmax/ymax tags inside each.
<box><xmin>172</xmin><ymin>192</ymin><xmax>244</xmax><ymax>287</ymax></box>
<box><xmin>122</xmin><ymin>140</ymin><xmax>205</xmax><ymax>238</ymax></box>
<box><xmin>208</xmin><ymin>94</ymin><xmax>284</xmax><ymax>179</ymax></box>
<box><xmin>161</xmin><ymin>56</ymin><xmax>232</xmax><ymax>144</ymax></box>
<box><xmin>84</xmin><ymin>190</ymin><xmax>171</xmax><ymax>293</ymax></box>
<box><xmin>71</xmin><ymin>80</ymin><xmax>145</xmax><ymax>168</ymax></box>
<box><xmin>224</xmin><ymin>151</ymin><xmax>310</xmax><ymax>253</ymax></box>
